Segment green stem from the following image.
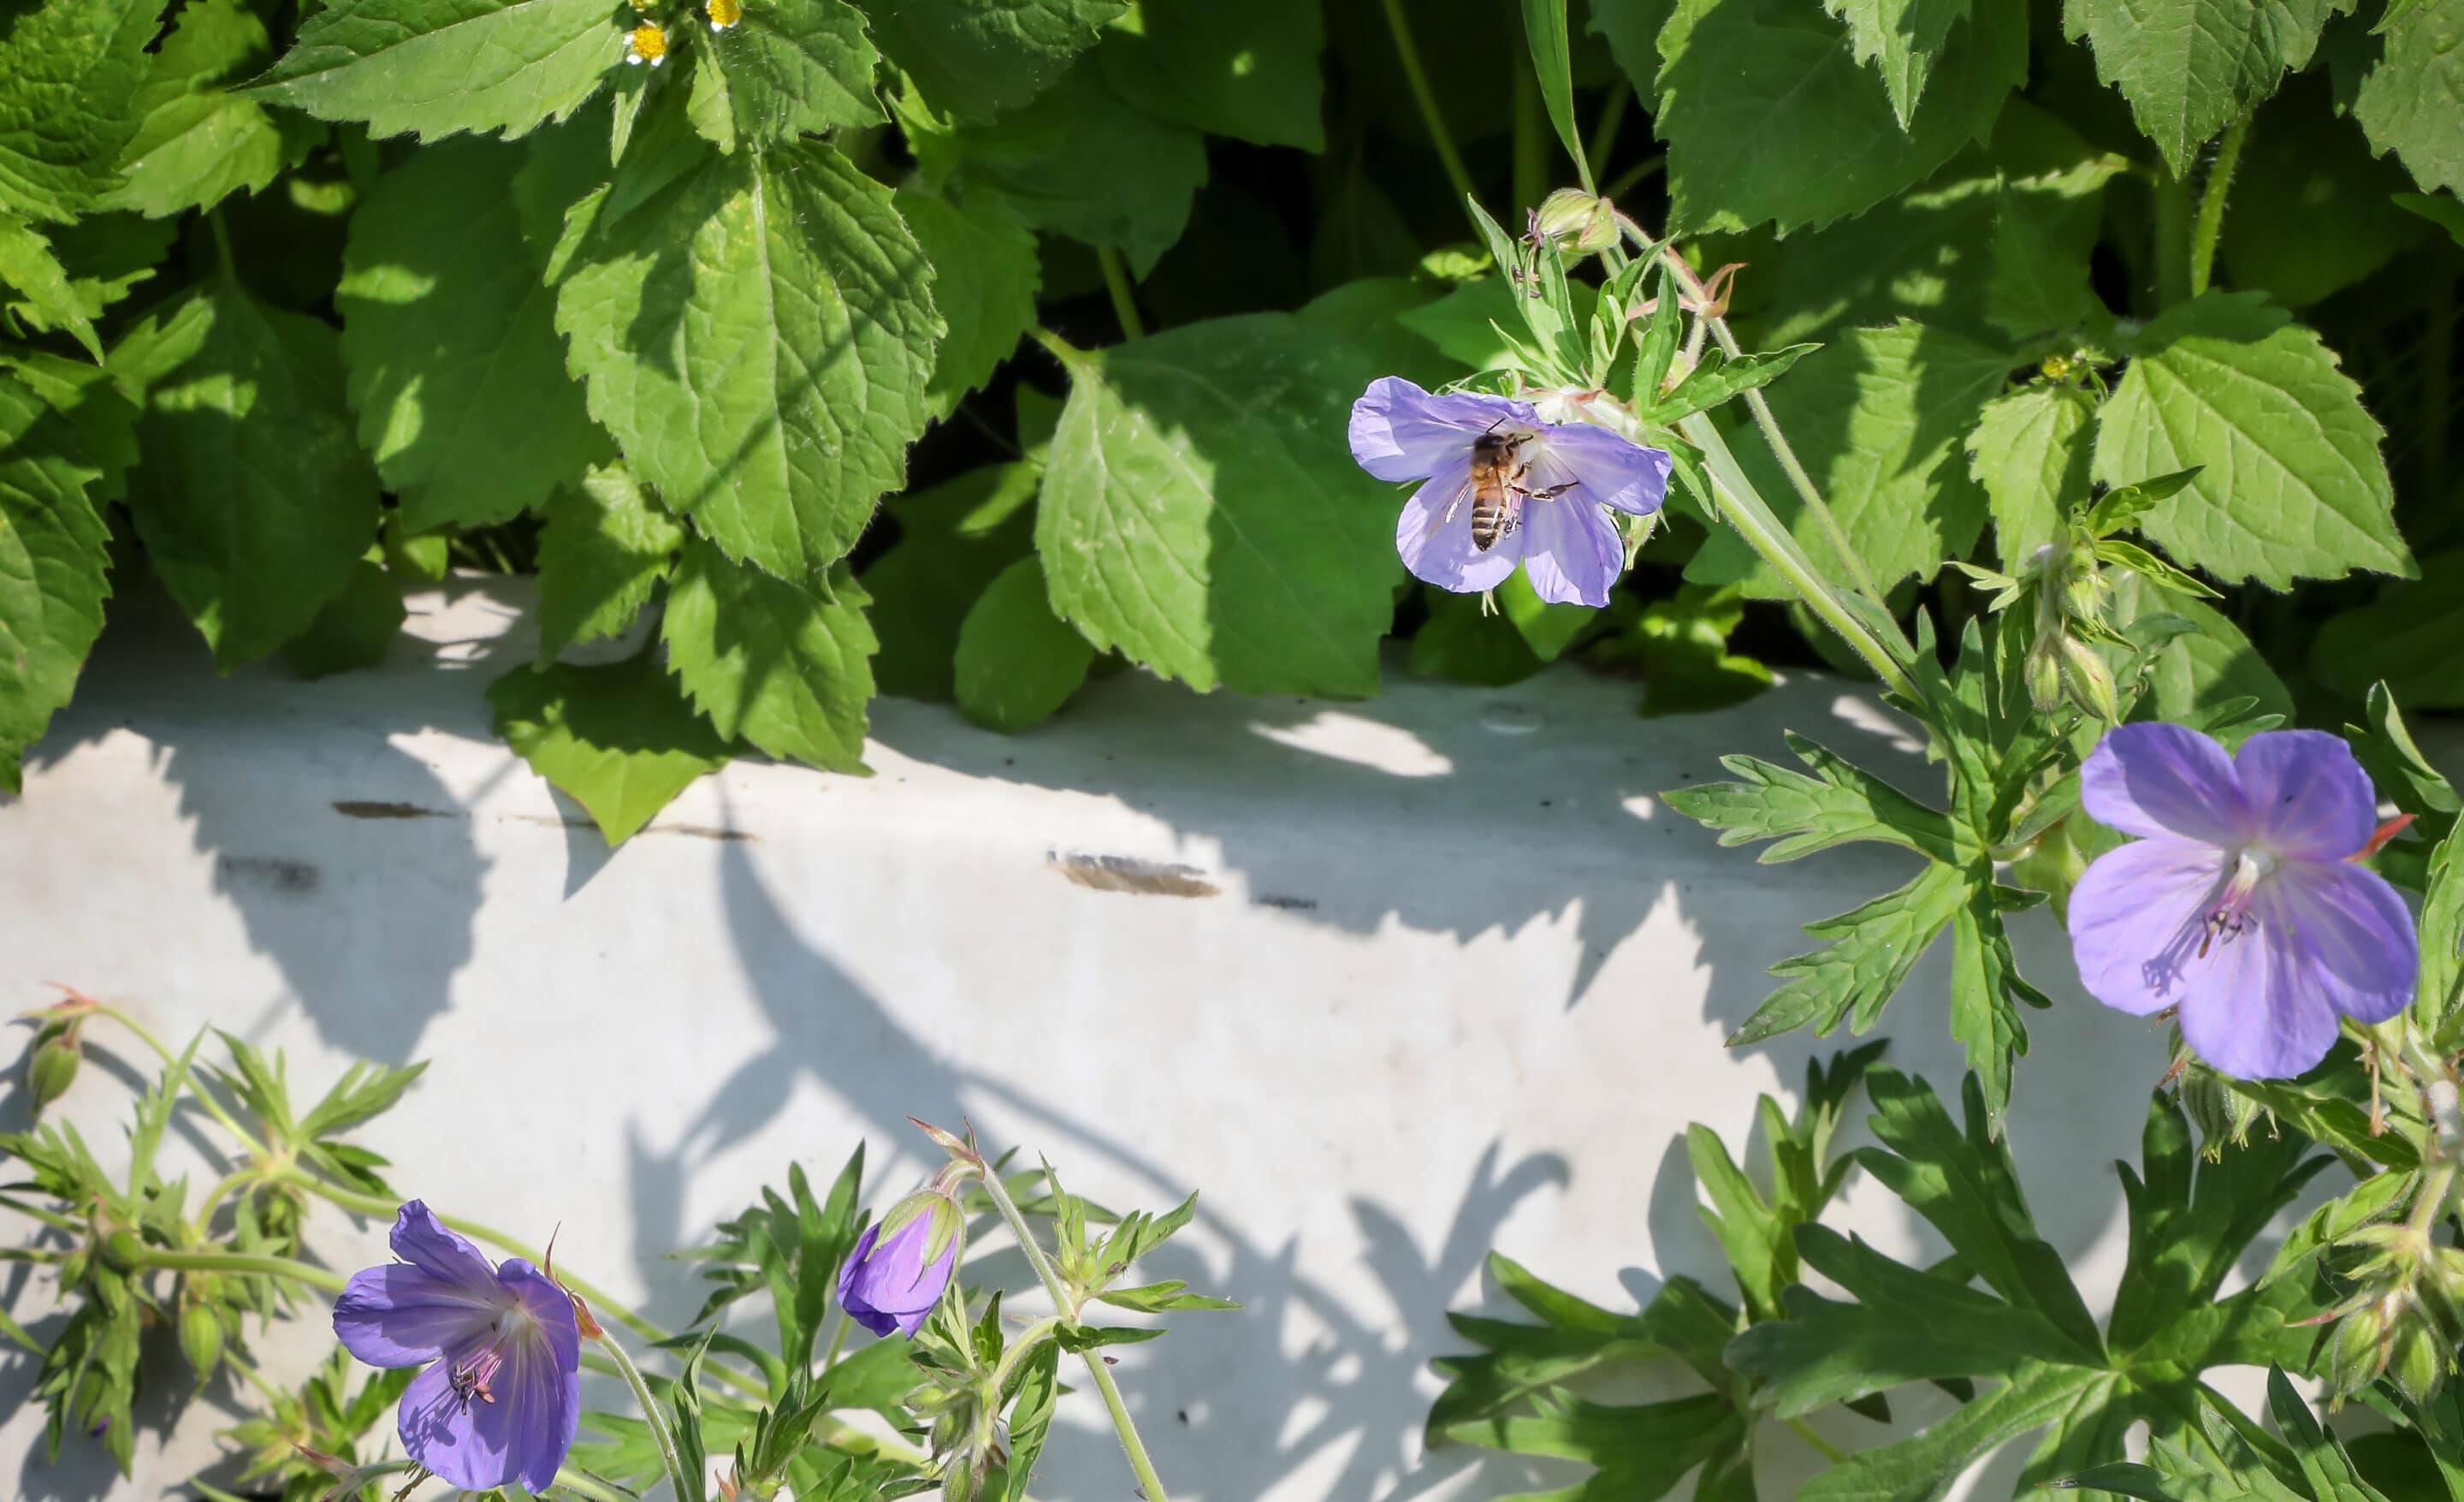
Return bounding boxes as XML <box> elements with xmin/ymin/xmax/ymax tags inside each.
<box><xmin>598</xmin><ymin>1329</ymin><xmax>692</xmax><ymax>1502</ymax></box>
<box><xmin>1094</xmin><ymin>246</ymin><xmax>1145</xmax><ymax>341</ymax></box>
<box><xmin>192</xmin><ymin>1167</ymin><xmax>258</xmax><ymax>1234</ymax></box>
<box><xmin>1786</xmin><ymin>1416</ymin><xmax>1850</xmax><ymax>1466</ymax></box>
<box><xmin>1377</xmin><ymin>0</ymin><xmax>1477</xmax><ymax>207</ymax></box>
<box><xmin>818</xmin><ymin>1307</ymin><xmax>851</xmax><ymax>1374</ymax></box>
<box><xmin>2188</xmin><ymin>112</ymin><xmax>2252</xmax><ymax>298</ymax></box>
<box><xmin>1587</xmin><ymin>80</ymin><xmax>1631</xmax><ymax>188</ymax></box>
<box><xmin>94</xmin><ymin>1006</ymin><xmax>266</xmax><ymax>1157</ymax></box>
<box><xmin>2153</xmin><ymin>168</ymin><xmax>2192</xmax><ymax>309</ymax></box>
<box><xmin>976</xmin><ymin>1168</ymin><xmax>1170</xmax><ymax>1502</ymax></box>
<box><xmin>553</xmin><ymin>1466</ymin><xmax>643</xmax><ymax>1502</ymax></box>
<box><xmin>133</xmin><ymin>1247</ymin><xmax>346</xmax><ymax>1296</ymax></box>
<box><xmin>1512</xmin><ymin>67</ymin><xmax>1544</xmax><ymax>217</ymax></box>
<box><xmin>206</xmin><ymin>211</ymin><xmax>236</xmax><ymax>279</ymax></box>
<box><xmin>990</xmin><ymin>1317</ymin><xmax>1063</xmax><ymax>1391</ymax></box>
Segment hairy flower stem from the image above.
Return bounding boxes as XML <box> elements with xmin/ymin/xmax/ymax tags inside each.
<box><xmin>976</xmin><ymin>1167</ymin><xmax>1172</xmax><ymax>1502</ymax></box>
<box><xmin>129</xmin><ymin>1247</ymin><xmax>347</xmax><ymax>1296</ymax></box>
<box><xmin>1377</xmin><ymin>0</ymin><xmax>1477</xmax><ymax>207</ymax></box>
<box><xmin>1786</xmin><ymin>1416</ymin><xmax>1849</xmax><ymax>1465</ymax></box>
<box><xmin>92</xmin><ymin>1006</ymin><xmax>266</xmax><ymax>1156</ymax></box>
<box><xmin>2153</xmin><ymin>169</ymin><xmax>2193</xmax><ymax>308</ymax></box>
<box><xmin>1587</xmin><ymin>80</ymin><xmax>1631</xmax><ymax>187</ymax></box>
<box><xmin>1513</xmin><ymin>68</ymin><xmax>1545</xmax><ymax>215</ymax></box>
<box><xmin>1095</xmin><ymin>246</ymin><xmax>1146</xmax><ymax>341</ymax></box>
<box><xmin>598</xmin><ymin>1327</ymin><xmax>692</xmax><ymax>1502</ymax></box>
<box><xmin>2189</xmin><ymin>114</ymin><xmax>2252</xmax><ymax>298</ymax></box>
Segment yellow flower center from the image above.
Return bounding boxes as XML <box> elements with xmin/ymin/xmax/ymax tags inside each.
<box><xmin>628</xmin><ymin>21</ymin><xmax>668</xmax><ymax>61</ymax></box>
<box><xmin>706</xmin><ymin>0</ymin><xmax>742</xmax><ymax>30</ymax></box>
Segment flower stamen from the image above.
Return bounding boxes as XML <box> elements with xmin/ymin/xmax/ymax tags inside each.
<box><xmin>2198</xmin><ymin>849</ymin><xmax>2273</xmax><ymax>959</ymax></box>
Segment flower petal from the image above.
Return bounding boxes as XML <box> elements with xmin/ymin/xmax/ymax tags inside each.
<box><xmin>335</xmin><ymin>1263</ymin><xmax>501</xmax><ymax>1368</ymax></box>
<box><xmin>889</xmin><ymin>1243</ymin><xmax>957</xmax><ymax>1338</ymax></box>
<box><xmin>495</xmin><ymin>1262</ymin><xmax>583</xmax><ymax>1492</ymax></box>
<box><xmin>388</xmin><ymin>1202</ymin><xmax>499</xmax><ymax>1297</ymax></box>
<box><xmin>2266</xmin><ymin>858</ymin><xmax>2417</xmax><ymax>1025</ymax></box>
<box><xmin>2177</xmin><ymin>917</ymin><xmax>2341</xmax><ymax>1081</ymax></box>
<box><xmin>2067</xmin><ymin>839</ymin><xmax>2229</xmax><ymax>1015</ymax></box>
<box><xmin>496</xmin><ymin>1259</ymin><xmax>583</xmax><ymax>1380</ymax></box>
<box><xmin>2236</xmin><ymin>730</ymin><xmax>2377</xmax><ymax>861</ymax></box>
<box><xmin>1537</xmin><ymin>421</ymin><xmax>1671</xmax><ymax>515</ymax></box>
<box><xmin>1397</xmin><ymin>461</ymin><xmax>1519</xmax><ymax>595</ymax></box>
<box><xmin>398</xmin><ymin>1355</ymin><xmax>505</xmax><ymax>1491</ymax></box>
<box><xmin>1348</xmin><ymin>377</ymin><xmax>1532</xmax><ymax>483</ymax></box>
<box><xmin>2080</xmin><ymin>723</ymin><xmax>2249</xmax><ymax>846</ymax></box>
<box><xmin>1518</xmin><ymin>496</ymin><xmax>1620</xmax><ymax>607</ymax></box>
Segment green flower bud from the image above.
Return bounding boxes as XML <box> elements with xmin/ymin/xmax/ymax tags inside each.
<box><xmin>179</xmin><ymin>1294</ymin><xmax>224</xmax><ymax>1380</ymax></box>
<box><xmin>939</xmin><ymin>1452</ymin><xmax>978</xmax><ymax>1502</ymax></box>
<box><xmin>2329</xmin><ymin>1296</ymin><xmax>2396</xmax><ymax>1396</ymax></box>
<box><xmin>1531</xmin><ymin>188</ymin><xmax>1619</xmax><ymax>255</ymax></box>
<box><xmin>2025</xmin><ymin>638</ymin><xmax>2064</xmax><ymax>714</ymax></box>
<box><xmin>2060</xmin><ymin>638</ymin><xmax>2120</xmax><ymax>723</ymax></box>
<box><xmin>2390</xmin><ymin>1318</ymin><xmax>2452</xmax><ymax>1406</ymax></box>
<box><xmin>99</xmin><ymin>1229</ymin><xmax>146</xmax><ymax>1273</ymax></box>
<box><xmin>29</xmin><ymin>1034</ymin><xmax>80</xmax><ymax>1113</ymax></box>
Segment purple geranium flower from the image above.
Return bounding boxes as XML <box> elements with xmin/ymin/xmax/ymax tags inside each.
<box><xmin>1348</xmin><ymin>377</ymin><xmax>1671</xmax><ymax>608</ymax></box>
<box><xmin>332</xmin><ymin>1202</ymin><xmax>581</xmax><ymax>1493</ymax></box>
<box><xmin>837</xmin><ymin>1189</ymin><xmax>962</xmax><ymax>1339</ymax></box>
<box><xmin>2067</xmin><ymin>723</ymin><xmax>2417</xmax><ymax>1080</ymax></box>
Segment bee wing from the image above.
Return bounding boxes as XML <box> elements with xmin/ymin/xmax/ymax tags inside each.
<box><xmin>1434</xmin><ymin>473</ymin><xmax>1477</xmax><ymax>532</ymax></box>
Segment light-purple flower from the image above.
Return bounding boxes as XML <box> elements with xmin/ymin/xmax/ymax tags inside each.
<box><xmin>332</xmin><ymin>1202</ymin><xmax>581</xmax><ymax>1493</ymax></box>
<box><xmin>1348</xmin><ymin>377</ymin><xmax>1671</xmax><ymax>608</ymax></box>
<box><xmin>836</xmin><ymin>1189</ymin><xmax>962</xmax><ymax>1339</ymax></box>
<box><xmin>2066</xmin><ymin>723</ymin><xmax>2417</xmax><ymax>1080</ymax></box>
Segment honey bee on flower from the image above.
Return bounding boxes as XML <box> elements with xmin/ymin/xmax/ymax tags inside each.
<box><xmin>705</xmin><ymin>0</ymin><xmax>741</xmax><ymax>30</ymax></box>
<box><xmin>625</xmin><ymin>21</ymin><xmax>668</xmax><ymax>64</ymax></box>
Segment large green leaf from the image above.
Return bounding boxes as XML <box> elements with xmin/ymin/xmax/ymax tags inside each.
<box><xmin>252</xmin><ymin>0</ymin><xmax>624</xmax><ymax>143</ymax></box>
<box><xmin>2059</xmin><ymin>0</ymin><xmax>2343</xmax><ymax>176</ymax></box>
<box><xmin>684</xmin><ymin>0</ymin><xmax>882</xmax><ymax>151</ymax></box>
<box><xmin>0</xmin><ymin>374</ymin><xmax>111</xmax><ymax>792</ymax></box>
<box><xmin>1967</xmin><ymin>382</ymin><xmax>2094</xmax><ymax>566</ymax></box>
<box><xmin>2224</xmin><ymin>80</ymin><xmax>2429</xmax><ymax>307</ymax></box>
<box><xmin>2311</xmin><ymin>549</ymin><xmax>2464</xmax><ymax>711</ymax></box>
<box><xmin>1825</xmin><ymin>0</ymin><xmax>1972</xmax><ymax>126</ymax></box>
<box><xmin>111</xmin><ymin>278</ymin><xmax>382</xmax><ymax>669</ymax></box>
<box><xmin>862</xmin><ymin>460</ymin><xmax>1040</xmax><ymax>701</ymax></box>
<box><xmin>1099</xmin><ymin>0</ymin><xmax>1325</xmax><ymax>150</ymax></box>
<box><xmin>0</xmin><ymin>218</ymin><xmax>102</xmax><ymax>359</ymax></box>
<box><xmin>0</xmin><ymin>0</ymin><xmax>157</xmax><ymax>222</ymax></box>
<box><xmin>2353</xmin><ymin>0</ymin><xmax>2464</xmax><ymax>197</ymax></box>
<box><xmin>1656</xmin><ymin>0</ymin><xmax>2024</xmax><ymax>233</ymax></box>
<box><xmin>339</xmin><ymin>137</ymin><xmax>609</xmax><ymax>531</ymax></box>
<box><xmin>954</xmin><ymin>556</ymin><xmax>1093</xmax><ymax>732</ymax></box>
<box><xmin>936</xmin><ymin>60</ymin><xmax>1204</xmax><ymax>278</ymax></box>
<box><xmin>1688</xmin><ymin>321</ymin><xmax>2012</xmax><ymax>595</ymax></box>
<box><xmin>661</xmin><ymin>538</ymin><xmax>874</xmax><ymax>772</ymax></box>
<box><xmin>0</xmin><ymin>212</ymin><xmax>176</xmax><ymax>337</ymax></box>
<box><xmin>535</xmin><ymin>463</ymin><xmax>684</xmax><ymax>663</ymax></box>
<box><xmin>869</xmin><ymin>0</ymin><xmax>1126</xmax><ymax>123</ymax></box>
<box><xmin>894</xmin><ymin>185</ymin><xmax>1038</xmax><ymax>419</ymax></box>
<box><xmin>556</xmin><ymin>131</ymin><xmax>939</xmax><ymax>580</ymax></box>
<box><xmin>284</xmin><ymin>557</ymin><xmax>406</xmax><ymax>680</ymax></box>
<box><xmin>108</xmin><ymin>0</ymin><xmax>306</xmax><ymax>220</ymax></box>
<box><xmin>490</xmin><ymin>652</ymin><xmax>733</xmax><ymax>843</ymax></box>
<box><xmin>1034</xmin><ymin>314</ymin><xmax>1396</xmax><ymax>698</ymax></box>
<box><xmin>2093</xmin><ymin>293</ymin><xmax>2409</xmax><ymax>590</ymax></box>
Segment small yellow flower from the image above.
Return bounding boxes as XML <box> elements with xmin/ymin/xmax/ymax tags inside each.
<box><xmin>2040</xmin><ymin>353</ymin><xmax>2076</xmax><ymax>381</ymax></box>
<box><xmin>705</xmin><ymin>0</ymin><xmax>741</xmax><ymax>31</ymax></box>
<box><xmin>625</xmin><ymin>21</ymin><xmax>668</xmax><ymax>64</ymax></box>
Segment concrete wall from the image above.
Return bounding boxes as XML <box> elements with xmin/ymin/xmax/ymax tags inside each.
<box><xmin>0</xmin><ymin>580</ymin><xmax>2281</xmax><ymax>1499</ymax></box>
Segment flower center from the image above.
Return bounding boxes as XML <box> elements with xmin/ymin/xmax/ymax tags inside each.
<box><xmin>447</xmin><ymin>1309</ymin><xmax>536</xmax><ymax>1411</ymax></box>
<box><xmin>2199</xmin><ymin>847</ymin><xmax>2275</xmax><ymax>958</ymax></box>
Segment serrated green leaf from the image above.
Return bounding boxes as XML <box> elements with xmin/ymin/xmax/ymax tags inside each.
<box><xmin>870</xmin><ymin>0</ymin><xmax>1126</xmax><ymax>123</ymax></box>
<box><xmin>1639</xmin><ymin>342</ymin><xmax>1818</xmax><ymax>424</ymax></box>
<box><xmin>2094</xmin><ymin>293</ymin><xmax>2409</xmax><ymax>590</ymax></box>
<box><xmin>1588</xmin><ymin>0</ymin><xmax>1679</xmax><ymax>109</ymax></box>
<box><xmin>535</xmin><ymin>462</ymin><xmax>684</xmax><ymax>663</ymax></box>
<box><xmin>685</xmin><ymin>0</ymin><xmax>881</xmax><ymax>151</ymax></box>
<box><xmin>662</xmin><ymin>538</ymin><xmax>874</xmax><ymax>772</ymax></box>
<box><xmin>340</xmin><ymin>137</ymin><xmax>610</xmax><ymax>531</ymax></box>
<box><xmin>1395</xmin><ymin>273</ymin><xmax>1599</xmax><ymax>380</ymax></box>
<box><xmin>1807</xmin><ymin>1363</ymin><xmax>2120</xmax><ymax>1502</ymax></box>
<box><xmin>1946</xmin><ymin>880</ymin><xmax>2047</xmax><ymax>1138</ymax></box>
<box><xmin>112</xmin><ymin>279</ymin><xmax>382</xmax><ymax>669</ymax></box>
<box><xmin>954</xmin><ymin>556</ymin><xmax>1093</xmax><ymax>733</ymax></box>
<box><xmin>2350</xmin><ymin>0</ymin><xmax>2464</xmax><ymax>196</ymax></box>
<box><xmin>1496</xmin><ymin>567</ymin><xmax>1597</xmax><ymax>662</ymax></box>
<box><xmin>0</xmin><ymin>372</ymin><xmax>111</xmax><ymax>793</ymax></box>
<box><xmin>2225</xmin><ymin>80</ymin><xmax>2430</xmax><ymax>307</ymax></box>
<box><xmin>1035</xmin><ymin>314</ymin><xmax>1397</xmax><ymax>697</ymax></box>
<box><xmin>1823</xmin><ymin>0</ymin><xmax>1971</xmax><ymax>126</ymax></box>
<box><xmin>1099</xmin><ymin>0</ymin><xmax>1325</xmax><ymax>150</ymax></box>
<box><xmin>284</xmin><ymin>558</ymin><xmax>406</xmax><ymax>680</ymax></box>
<box><xmin>252</xmin><ymin>0</ymin><xmax>624</xmax><ymax>144</ymax></box>
<box><xmin>2060</xmin><ymin>0</ymin><xmax>2343</xmax><ymax>176</ymax></box>
<box><xmin>489</xmin><ymin>651</ymin><xmax>732</xmax><ymax>843</ymax></box>
<box><xmin>1518</xmin><ymin>0</ymin><xmax>1582</xmax><ymax>169</ymax></box>
<box><xmin>894</xmin><ymin>185</ymin><xmax>1038</xmax><ymax>419</ymax></box>
<box><xmin>107</xmin><ymin>0</ymin><xmax>306</xmax><ymax>220</ymax></box>
<box><xmin>0</xmin><ymin>212</ymin><xmax>175</xmax><ymax>335</ymax></box>
<box><xmin>992</xmin><ymin>1341</ymin><xmax>1059</xmax><ymax>1502</ymax></box>
<box><xmin>1967</xmin><ymin>383</ymin><xmax>2093</xmax><ymax>566</ymax></box>
<box><xmin>863</xmin><ymin>460</ymin><xmax>1040</xmax><ymax>700</ymax></box>
<box><xmin>1686</xmin><ymin>321</ymin><xmax>2012</xmax><ymax>595</ymax></box>
<box><xmin>1656</xmin><ymin>0</ymin><xmax>2024</xmax><ymax>233</ymax></box>
<box><xmin>1987</xmin><ymin>157</ymin><xmax>2125</xmax><ymax>339</ymax></box>
<box><xmin>1407</xmin><ymin>586</ymin><xmax>1546</xmax><ymax>687</ymax></box>
<box><xmin>939</xmin><ymin>60</ymin><xmax>1203</xmax><ymax>278</ymax></box>
<box><xmin>0</xmin><ymin>0</ymin><xmax>156</xmax><ymax>223</ymax></box>
<box><xmin>1661</xmin><ymin>733</ymin><xmax>1967</xmax><ymax>864</ymax></box>
<box><xmin>2396</xmin><ymin>191</ymin><xmax>2464</xmax><ymax>247</ymax></box>
<box><xmin>1731</xmin><ymin>861</ymin><xmax>1965</xmax><ymax>1043</ymax></box>
<box><xmin>1442</xmin><ymin>1390</ymin><xmax>1745</xmax><ymax>1501</ymax></box>
<box><xmin>557</xmin><ymin>132</ymin><xmax>938</xmax><ymax>579</ymax></box>
<box><xmin>2</xmin><ymin>350</ymin><xmax>137</xmax><ymax>507</ymax></box>
<box><xmin>0</xmin><ymin>217</ymin><xmax>102</xmax><ymax>359</ymax></box>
